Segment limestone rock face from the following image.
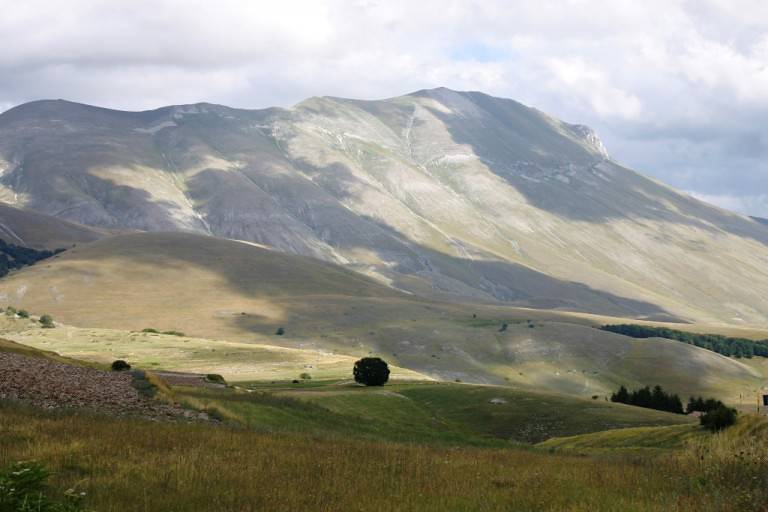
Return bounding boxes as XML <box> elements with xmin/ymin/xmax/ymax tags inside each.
<box><xmin>1</xmin><ymin>89</ymin><xmax>767</xmax><ymax>323</ymax></box>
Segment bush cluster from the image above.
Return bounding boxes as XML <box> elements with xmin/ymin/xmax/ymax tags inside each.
<box><xmin>700</xmin><ymin>405</ymin><xmax>738</xmax><ymax>432</ymax></box>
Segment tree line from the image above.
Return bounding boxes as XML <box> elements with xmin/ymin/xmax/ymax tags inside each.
<box><xmin>611</xmin><ymin>384</ymin><xmax>738</xmax><ymax>431</ymax></box>
<box><xmin>0</xmin><ymin>239</ymin><xmax>64</xmax><ymax>278</ymax></box>
<box><xmin>600</xmin><ymin>324</ymin><xmax>768</xmax><ymax>358</ymax></box>
<box><xmin>611</xmin><ymin>384</ymin><xmax>684</xmax><ymax>414</ymax></box>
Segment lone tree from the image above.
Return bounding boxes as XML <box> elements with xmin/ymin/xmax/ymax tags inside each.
<box><xmin>39</xmin><ymin>314</ymin><xmax>54</xmax><ymax>328</ymax></box>
<box><xmin>353</xmin><ymin>357</ymin><xmax>390</xmax><ymax>386</ymax></box>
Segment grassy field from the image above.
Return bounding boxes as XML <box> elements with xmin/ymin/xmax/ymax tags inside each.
<box><xmin>1</xmin><ymin>403</ymin><xmax>766</xmax><ymax>512</ymax></box>
<box><xmin>2</xmin><ymin>314</ymin><xmax>765</xmax><ymax>407</ymax></box>
<box><xmin>170</xmin><ymin>380</ymin><xmax>693</xmax><ymax>445</ymax></box>
<box><xmin>2</xmin><ymin>323</ymin><xmax>428</xmax><ymax>381</ymax></box>
<box><xmin>0</xmin><ymin>337</ymin><xmax>105</xmax><ymax>369</ymax></box>
<box><xmin>538</xmin><ymin>423</ymin><xmax>706</xmax><ymax>453</ymax></box>
<box><xmin>2</xmin><ymin>309</ymin><xmax>767</xmax><ymax>510</ymax></box>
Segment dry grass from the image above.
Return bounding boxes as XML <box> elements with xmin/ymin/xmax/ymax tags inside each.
<box><xmin>3</xmin><ymin>325</ymin><xmax>428</xmax><ymax>381</ymax></box>
<box><xmin>678</xmin><ymin>416</ymin><xmax>768</xmax><ymax>511</ymax></box>
<box><xmin>0</xmin><ymin>403</ymin><xmax>729</xmax><ymax>512</ymax></box>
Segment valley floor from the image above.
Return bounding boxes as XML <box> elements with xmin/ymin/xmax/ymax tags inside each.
<box><xmin>2</xmin><ymin>318</ymin><xmax>767</xmax><ymax>510</ymax></box>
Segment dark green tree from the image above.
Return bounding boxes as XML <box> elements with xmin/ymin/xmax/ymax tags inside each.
<box><xmin>39</xmin><ymin>314</ymin><xmax>54</xmax><ymax>328</ymax></box>
<box><xmin>611</xmin><ymin>385</ymin><xmax>630</xmax><ymax>404</ymax></box>
<box><xmin>111</xmin><ymin>360</ymin><xmax>131</xmax><ymax>371</ymax></box>
<box><xmin>353</xmin><ymin>357</ymin><xmax>390</xmax><ymax>386</ymax></box>
<box><xmin>700</xmin><ymin>405</ymin><xmax>738</xmax><ymax>431</ymax></box>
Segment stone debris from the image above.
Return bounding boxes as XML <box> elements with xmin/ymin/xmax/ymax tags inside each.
<box><xmin>0</xmin><ymin>351</ymin><xmax>190</xmax><ymax>420</ymax></box>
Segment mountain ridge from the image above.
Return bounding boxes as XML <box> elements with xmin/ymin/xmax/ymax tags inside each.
<box><xmin>1</xmin><ymin>88</ymin><xmax>767</xmax><ymax>323</ymax></box>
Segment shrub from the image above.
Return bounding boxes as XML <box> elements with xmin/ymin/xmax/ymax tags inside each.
<box><xmin>275</xmin><ymin>327</ymin><xmax>285</xmax><ymax>336</ymax></box>
<box><xmin>0</xmin><ymin>460</ymin><xmax>88</xmax><ymax>511</ymax></box>
<box><xmin>700</xmin><ymin>405</ymin><xmax>738</xmax><ymax>432</ymax></box>
<box><xmin>39</xmin><ymin>314</ymin><xmax>54</xmax><ymax>328</ymax></box>
<box><xmin>299</xmin><ymin>372</ymin><xmax>312</xmax><ymax>380</ymax></box>
<box><xmin>17</xmin><ymin>309</ymin><xmax>29</xmax><ymax>318</ymax></box>
<box><xmin>111</xmin><ymin>360</ymin><xmax>131</xmax><ymax>371</ymax></box>
<box><xmin>141</xmin><ymin>328</ymin><xmax>159</xmax><ymax>334</ymax></box>
<box><xmin>353</xmin><ymin>357</ymin><xmax>390</xmax><ymax>386</ymax></box>
<box><xmin>291</xmin><ymin>379</ymin><xmax>299</xmax><ymax>384</ymax></box>
<box><xmin>205</xmin><ymin>374</ymin><xmax>226</xmax><ymax>385</ymax></box>
<box><xmin>4</xmin><ymin>306</ymin><xmax>16</xmax><ymax>317</ymax></box>
<box><xmin>162</xmin><ymin>330</ymin><xmax>185</xmax><ymax>337</ymax></box>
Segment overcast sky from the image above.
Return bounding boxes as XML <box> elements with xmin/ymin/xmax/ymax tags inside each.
<box><xmin>1</xmin><ymin>0</ymin><xmax>767</xmax><ymax>216</ymax></box>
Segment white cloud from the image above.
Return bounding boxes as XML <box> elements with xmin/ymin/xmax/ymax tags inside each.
<box><xmin>544</xmin><ymin>58</ymin><xmax>642</xmax><ymax>119</ymax></box>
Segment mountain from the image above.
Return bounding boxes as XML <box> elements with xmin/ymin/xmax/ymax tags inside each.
<box><xmin>1</xmin><ymin>89</ymin><xmax>768</xmax><ymax>323</ymax></box>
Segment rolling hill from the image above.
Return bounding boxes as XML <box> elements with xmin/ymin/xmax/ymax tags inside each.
<box><xmin>1</xmin><ymin>90</ymin><xmax>768</xmax><ymax>324</ymax></box>
<box><xmin>0</xmin><ymin>203</ymin><xmax>108</xmax><ymax>249</ymax></box>
<box><xmin>0</xmin><ymin>231</ymin><xmax>764</xmax><ymax>402</ymax></box>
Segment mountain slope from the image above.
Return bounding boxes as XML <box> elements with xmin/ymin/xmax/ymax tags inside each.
<box><xmin>0</xmin><ymin>231</ymin><xmax>764</xmax><ymax>400</ymax></box>
<box><xmin>0</xmin><ymin>203</ymin><xmax>108</xmax><ymax>249</ymax></box>
<box><xmin>1</xmin><ymin>90</ymin><xmax>768</xmax><ymax>323</ymax></box>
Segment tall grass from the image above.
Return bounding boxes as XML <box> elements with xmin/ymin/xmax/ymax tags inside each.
<box><xmin>678</xmin><ymin>416</ymin><xmax>768</xmax><ymax>511</ymax></box>
<box><xmin>0</xmin><ymin>403</ymin><xmax>714</xmax><ymax>512</ymax></box>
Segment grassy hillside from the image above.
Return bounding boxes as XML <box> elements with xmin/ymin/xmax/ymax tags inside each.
<box><xmin>0</xmin><ymin>231</ymin><xmax>765</xmax><ymax>402</ymax></box>
<box><xmin>539</xmin><ymin>423</ymin><xmax>705</xmax><ymax>452</ymax></box>
<box><xmin>1</xmin><ymin>403</ymin><xmax>765</xmax><ymax>511</ymax></box>
<box><xmin>0</xmin><ymin>202</ymin><xmax>108</xmax><ymax>250</ymax></box>
<box><xmin>170</xmin><ymin>380</ymin><xmax>693</xmax><ymax>445</ymax></box>
<box><xmin>0</xmin><ymin>337</ymin><xmax>104</xmax><ymax>369</ymax></box>
<box><xmin>3</xmin><ymin>324</ymin><xmax>428</xmax><ymax>381</ymax></box>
